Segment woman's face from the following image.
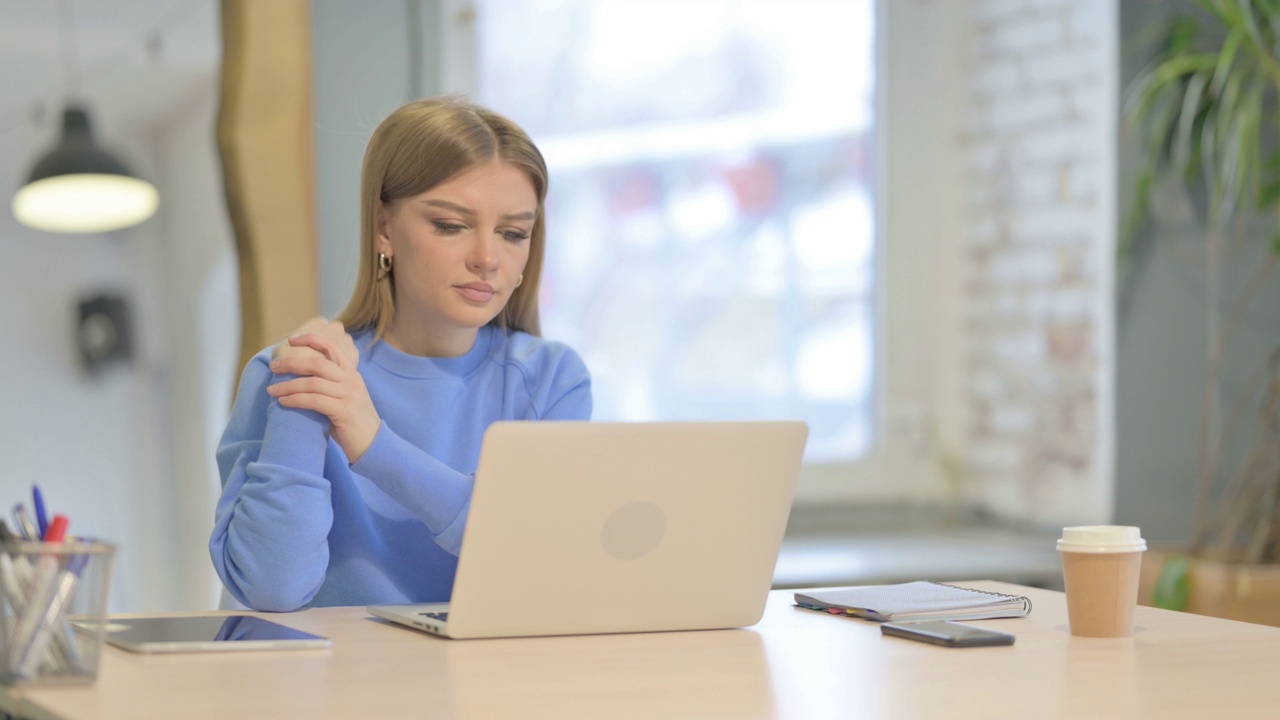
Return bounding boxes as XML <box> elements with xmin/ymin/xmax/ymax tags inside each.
<box><xmin>377</xmin><ymin>160</ymin><xmax>537</xmax><ymax>352</ymax></box>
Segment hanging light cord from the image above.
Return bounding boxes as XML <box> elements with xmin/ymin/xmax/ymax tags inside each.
<box><xmin>0</xmin><ymin>0</ymin><xmax>212</xmax><ymax>137</ymax></box>
<box><xmin>58</xmin><ymin>0</ymin><xmax>82</xmax><ymax>101</ymax></box>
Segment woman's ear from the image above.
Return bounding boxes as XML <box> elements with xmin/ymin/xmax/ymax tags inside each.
<box><xmin>375</xmin><ymin>202</ymin><xmax>393</xmax><ymax>254</ymax></box>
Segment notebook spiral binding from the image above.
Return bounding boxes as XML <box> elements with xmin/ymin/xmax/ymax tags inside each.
<box><xmin>928</xmin><ymin>581</ymin><xmax>1034</xmax><ymax>615</ymax></box>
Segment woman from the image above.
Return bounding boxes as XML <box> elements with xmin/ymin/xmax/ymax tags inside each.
<box><xmin>210</xmin><ymin>98</ymin><xmax>592</xmax><ymax>611</ymax></box>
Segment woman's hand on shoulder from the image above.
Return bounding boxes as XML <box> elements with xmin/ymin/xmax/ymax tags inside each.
<box><xmin>267</xmin><ymin>330</ymin><xmax>381</xmax><ymax>464</ymax></box>
<box><xmin>272</xmin><ymin>316</ymin><xmax>359</xmax><ymax>368</ymax></box>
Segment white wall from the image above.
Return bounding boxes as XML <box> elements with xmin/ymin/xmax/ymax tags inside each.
<box><xmin>0</xmin><ymin>36</ymin><xmax>231</xmax><ymax>611</ymax></box>
<box><xmin>143</xmin><ymin>76</ymin><xmax>239</xmax><ymax>611</ymax></box>
<box><xmin>949</xmin><ymin>0</ymin><xmax>1118</xmax><ymax>527</ymax></box>
<box><xmin>313</xmin><ymin>0</ymin><xmax>426</xmax><ymax>317</ymax></box>
<box><xmin>0</xmin><ymin>171</ymin><xmax>160</xmax><ymax>611</ymax></box>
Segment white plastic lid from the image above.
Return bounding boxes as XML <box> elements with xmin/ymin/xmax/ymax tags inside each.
<box><xmin>1056</xmin><ymin>525</ymin><xmax>1147</xmax><ymax>553</ymax></box>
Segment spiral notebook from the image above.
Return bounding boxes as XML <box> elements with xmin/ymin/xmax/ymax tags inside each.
<box><xmin>794</xmin><ymin>581</ymin><xmax>1032</xmax><ymax>622</ymax></box>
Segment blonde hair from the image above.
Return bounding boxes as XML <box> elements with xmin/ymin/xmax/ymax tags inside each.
<box><xmin>338</xmin><ymin>97</ymin><xmax>547</xmax><ymax>337</ymax></box>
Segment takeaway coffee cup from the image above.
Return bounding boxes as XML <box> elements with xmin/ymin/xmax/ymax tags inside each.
<box><xmin>1057</xmin><ymin>526</ymin><xmax>1146</xmax><ymax>638</ymax></box>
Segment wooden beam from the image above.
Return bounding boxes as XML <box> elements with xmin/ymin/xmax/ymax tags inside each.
<box><xmin>218</xmin><ymin>0</ymin><xmax>319</xmax><ymax>375</ymax></box>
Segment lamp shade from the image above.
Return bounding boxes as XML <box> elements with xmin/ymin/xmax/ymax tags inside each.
<box><xmin>12</xmin><ymin>107</ymin><xmax>159</xmax><ymax>234</ymax></box>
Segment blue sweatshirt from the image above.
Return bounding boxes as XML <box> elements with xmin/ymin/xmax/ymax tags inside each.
<box><xmin>210</xmin><ymin>325</ymin><xmax>592</xmax><ymax>611</ymax></box>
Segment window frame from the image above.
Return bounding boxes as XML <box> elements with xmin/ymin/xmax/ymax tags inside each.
<box><xmin>441</xmin><ymin>0</ymin><xmax>955</xmax><ymax>505</ymax></box>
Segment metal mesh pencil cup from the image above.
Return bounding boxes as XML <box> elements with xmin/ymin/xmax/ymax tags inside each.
<box><xmin>0</xmin><ymin>540</ymin><xmax>116</xmax><ymax>684</ymax></box>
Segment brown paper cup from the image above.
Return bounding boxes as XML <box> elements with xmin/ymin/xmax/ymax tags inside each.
<box><xmin>1061</xmin><ymin>551</ymin><xmax>1143</xmax><ymax>638</ymax></box>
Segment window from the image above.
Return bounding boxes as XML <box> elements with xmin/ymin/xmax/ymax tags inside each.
<box><xmin>475</xmin><ymin>0</ymin><xmax>876</xmax><ymax>463</ymax></box>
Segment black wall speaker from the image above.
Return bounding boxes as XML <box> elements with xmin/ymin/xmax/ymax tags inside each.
<box><xmin>76</xmin><ymin>295</ymin><xmax>132</xmax><ymax>373</ymax></box>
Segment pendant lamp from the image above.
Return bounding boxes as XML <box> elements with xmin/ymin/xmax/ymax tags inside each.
<box><xmin>12</xmin><ymin>107</ymin><xmax>159</xmax><ymax>233</ymax></box>
<box><xmin>11</xmin><ymin>0</ymin><xmax>159</xmax><ymax>234</ymax></box>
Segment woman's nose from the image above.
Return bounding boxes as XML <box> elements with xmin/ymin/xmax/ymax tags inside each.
<box><xmin>466</xmin><ymin>234</ymin><xmax>499</xmax><ymax>274</ymax></box>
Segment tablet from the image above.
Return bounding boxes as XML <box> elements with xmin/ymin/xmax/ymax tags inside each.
<box><xmin>105</xmin><ymin>615</ymin><xmax>332</xmax><ymax>653</ymax></box>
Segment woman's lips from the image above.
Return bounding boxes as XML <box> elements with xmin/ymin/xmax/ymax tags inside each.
<box><xmin>455</xmin><ymin>283</ymin><xmax>497</xmax><ymax>302</ymax></box>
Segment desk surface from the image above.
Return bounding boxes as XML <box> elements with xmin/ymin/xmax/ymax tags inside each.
<box><xmin>4</xmin><ymin>581</ymin><xmax>1280</xmax><ymax>720</ymax></box>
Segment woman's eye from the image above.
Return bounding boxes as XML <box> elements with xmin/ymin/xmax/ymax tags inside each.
<box><xmin>431</xmin><ymin>220</ymin><xmax>466</xmax><ymax>234</ymax></box>
<box><xmin>503</xmin><ymin>230</ymin><xmax>530</xmax><ymax>242</ymax></box>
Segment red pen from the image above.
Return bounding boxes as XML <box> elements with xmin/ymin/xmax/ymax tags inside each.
<box><xmin>12</xmin><ymin>513</ymin><xmax>73</xmax><ymax>677</ymax></box>
<box><xmin>44</xmin><ymin>515</ymin><xmax>69</xmax><ymax>543</ymax></box>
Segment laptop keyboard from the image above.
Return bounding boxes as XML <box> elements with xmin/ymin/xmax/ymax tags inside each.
<box><xmin>419</xmin><ymin>612</ymin><xmax>448</xmax><ymax>621</ymax></box>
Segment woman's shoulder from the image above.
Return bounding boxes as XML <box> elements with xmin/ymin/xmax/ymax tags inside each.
<box><xmin>491</xmin><ymin>329</ymin><xmax>591</xmax><ymax>417</ymax></box>
<box><xmin>494</xmin><ymin>329</ymin><xmax>589</xmax><ymax>380</ymax></box>
<box><xmin>238</xmin><ymin>344</ymin><xmax>277</xmax><ymax>386</ymax></box>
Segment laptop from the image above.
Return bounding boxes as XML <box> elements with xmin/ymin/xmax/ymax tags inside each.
<box><xmin>368</xmin><ymin>420</ymin><xmax>808</xmax><ymax>639</ymax></box>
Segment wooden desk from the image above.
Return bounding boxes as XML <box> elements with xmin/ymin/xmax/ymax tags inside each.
<box><xmin>3</xmin><ymin>581</ymin><xmax>1279</xmax><ymax>719</ymax></box>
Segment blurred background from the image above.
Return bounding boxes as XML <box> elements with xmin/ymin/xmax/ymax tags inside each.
<box><xmin>0</xmin><ymin>0</ymin><xmax>1276</xmax><ymax>615</ymax></box>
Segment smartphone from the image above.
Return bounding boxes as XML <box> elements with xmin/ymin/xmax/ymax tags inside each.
<box><xmin>881</xmin><ymin>620</ymin><xmax>1015</xmax><ymax>648</ymax></box>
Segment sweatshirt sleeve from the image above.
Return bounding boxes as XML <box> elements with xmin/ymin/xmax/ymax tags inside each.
<box><xmin>349</xmin><ymin>343</ymin><xmax>593</xmax><ymax>556</ymax></box>
<box><xmin>348</xmin><ymin>426</ymin><xmax>475</xmax><ymax>555</ymax></box>
<box><xmin>209</xmin><ymin>354</ymin><xmax>335</xmax><ymax>612</ymax></box>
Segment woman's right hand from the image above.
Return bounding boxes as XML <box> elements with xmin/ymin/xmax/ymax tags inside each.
<box><xmin>268</xmin><ymin>332</ymin><xmax>381</xmax><ymax>463</ymax></box>
<box><xmin>272</xmin><ymin>316</ymin><xmax>359</xmax><ymax>368</ymax></box>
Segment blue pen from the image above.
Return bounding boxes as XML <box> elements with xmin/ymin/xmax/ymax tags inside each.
<box><xmin>31</xmin><ymin>486</ymin><xmax>48</xmax><ymax>539</ymax></box>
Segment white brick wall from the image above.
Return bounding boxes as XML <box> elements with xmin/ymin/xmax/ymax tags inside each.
<box><xmin>960</xmin><ymin>0</ymin><xmax>1115</xmax><ymax>525</ymax></box>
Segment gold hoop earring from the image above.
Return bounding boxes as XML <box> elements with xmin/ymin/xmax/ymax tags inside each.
<box><xmin>377</xmin><ymin>252</ymin><xmax>393</xmax><ymax>279</ymax></box>
<box><xmin>515</xmin><ymin>273</ymin><xmax>523</xmax><ymax>288</ymax></box>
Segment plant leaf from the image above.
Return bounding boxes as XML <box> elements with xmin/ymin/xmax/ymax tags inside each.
<box><xmin>1153</xmin><ymin>53</ymin><xmax>1221</xmax><ymax>86</ymax></box>
<box><xmin>1213</xmin><ymin>91</ymin><xmax>1246</xmax><ymax>223</ymax></box>
<box><xmin>1260</xmin><ymin>150</ymin><xmax>1280</xmax><ymax>210</ymax></box>
<box><xmin>1260</xmin><ymin>181</ymin><xmax>1280</xmax><ymax>211</ymax></box>
<box><xmin>1192</xmin><ymin>0</ymin><xmax>1231</xmax><ymax>25</ymax></box>
<box><xmin>1210</xmin><ymin>28</ymin><xmax>1242</xmax><ymax>96</ymax></box>
<box><xmin>1237</xmin><ymin>75</ymin><xmax>1264</xmax><ymax>212</ymax></box>
<box><xmin>1125</xmin><ymin>1</ymin><xmax>1280</xmax><ymax>256</ymax></box>
<box><xmin>1148</xmin><ymin>86</ymin><xmax>1185</xmax><ymax>172</ymax></box>
<box><xmin>1227</xmin><ymin>71</ymin><xmax>1265</xmax><ymax>221</ymax></box>
<box><xmin>1153</xmin><ymin>555</ymin><xmax>1193</xmax><ymax>611</ymax></box>
<box><xmin>1203</xmin><ymin>64</ymin><xmax>1245</xmax><ymax>196</ymax></box>
<box><xmin>1165</xmin><ymin>15</ymin><xmax>1202</xmax><ymax>56</ymax></box>
<box><xmin>1199</xmin><ymin>99</ymin><xmax>1219</xmax><ymax>190</ymax></box>
<box><xmin>1174</xmin><ymin>71</ymin><xmax>1210</xmax><ymax>171</ymax></box>
<box><xmin>1233</xmin><ymin>0</ymin><xmax>1268</xmax><ymax>53</ymax></box>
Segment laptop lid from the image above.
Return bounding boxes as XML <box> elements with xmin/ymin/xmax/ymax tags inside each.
<box><xmin>445</xmin><ymin>420</ymin><xmax>807</xmax><ymax>639</ymax></box>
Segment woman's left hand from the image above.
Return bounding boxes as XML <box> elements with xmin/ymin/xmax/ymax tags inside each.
<box><xmin>267</xmin><ymin>333</ymin><xmax>382</xmax><ymax>464</ymax></box>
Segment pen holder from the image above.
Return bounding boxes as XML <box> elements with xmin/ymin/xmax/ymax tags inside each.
<box><xmin>0</xmin><ymin>540</ymin><xmax>116</xmax><ymax>685</ymax></box>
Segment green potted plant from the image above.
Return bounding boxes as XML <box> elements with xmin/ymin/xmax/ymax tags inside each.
<box><xmin>1124</xmin><ymin>0</ymin><xmax>1280</xmax><ymax>624</ymax></box>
